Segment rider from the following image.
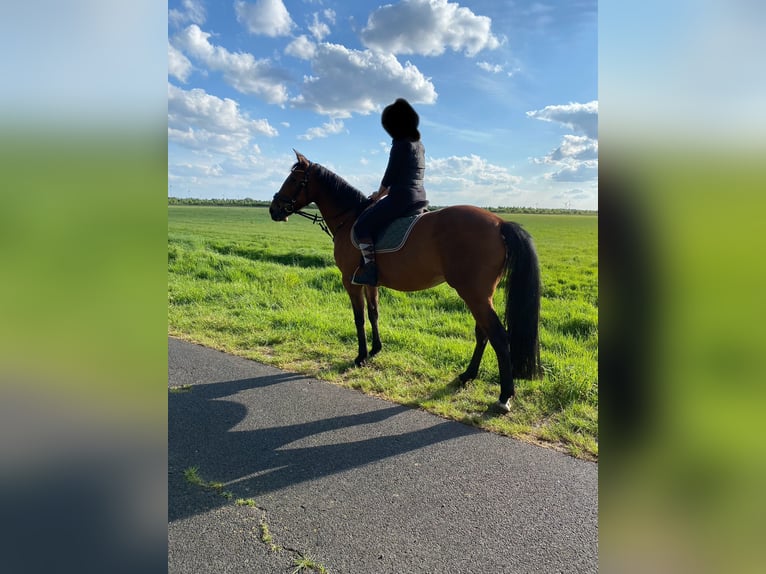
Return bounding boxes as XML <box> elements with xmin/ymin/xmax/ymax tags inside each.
<box><xmin>352</xmin><ymin>98</ymin><xmax>428</xmax><ymax>286</ymax></box>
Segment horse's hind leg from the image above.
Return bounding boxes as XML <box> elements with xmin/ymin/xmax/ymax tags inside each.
<box><xmin>462</xmin><ymin>297</ymin><xmax>515</xmax><ymax>412</ymax></box>
<box><xmin>486</xmin><ymin>313</ymin><xmax>515</xmax><ymax>411</ymax></box>
<box><xmin>459</xmin><ymin>323</ymin><xmax>488</xmax><ymax>383</ymax></box>
<box><xmin>365</xmin><ymin>286</ymin><xmax>382</xmax><ymax>357</ymax></box>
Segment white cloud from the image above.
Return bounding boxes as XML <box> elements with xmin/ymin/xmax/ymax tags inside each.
<box><xmin>547</xmin><ymin>134</ymin><xmax>598</xmax><ymax>162</ymax></box>
<box><xmin>428</xmin><ymin>154</ymin><xmax>522</xmax><ymax>190</ymax></box>
<box><xmin>361</xmin><ymin>0</ymin><xmax>502</xmax><ymax>57</ymax></box>
<box><xmin>527</xmin><ymin>101</ymin><xmax>599</xmax><ymax>184</ymax></box>
<box><xmin>168</xmin><ymin>83</ymin><xmax>277</xmax><ymax>155</ymax></box>
<box><xmin>477</xmin><ymin>61</ymin><xmax>503</xmax><ymax>73</ymax></box>
<box><xmin>323</xmin><ymin>9</ymin><xmax>337</xmax><ymax>24</ymax></box>
<box><xmin>169</xmin><ymin>0</ymin><xmax>206</xmax><ymax>28</ymax></box>
<box><xmin>168</xmin><ymin>43</ymin><xmax>192</xmax><ymax>83</ymax></box>
<box><xmin>169</xmin><ymin>149</ymin><xmax>299</xmax><ymax>200</ymax></box>
<box><xmin>291</xmin><ymin>43</ymin><xmax>437</xmax><ymax>116</ymax></box>
<box><xmin>526</xmin><ymin>100</ymin><xmax>598</xmax><ymax>139</ymax></box>
<box><xmin>545</xmin><ymin>162</ymin><xmax>598</xmax><ymax>183</ymax></box>
<box><xmin>172</xmin><ymin>24</ymin><xmax>289</xmax><ymax>104</ymax></box>
<box><xmin>234</xmin><ymin>0</ymin><xmax>295</xmax><ymax>37</ymax></box>
<box><xmin>298</xmin><ymin>118</ymin><xmax>345</xmax><ymax>140</ymax></box>
<box><xmin>285</xmin><ymin>35</ymin><xmax>317</xmax><ymax>60</ymax></box>
<box><xmin>309</xmin><ymin>12</ymin><xmax>331</xmax><ymax>41</ymax></box>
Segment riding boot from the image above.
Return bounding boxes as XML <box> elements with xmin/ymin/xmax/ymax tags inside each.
<box><xmin>351</xmin><ymin>238</ymin><xmax>378</xmax><ymax>286</ymax></box>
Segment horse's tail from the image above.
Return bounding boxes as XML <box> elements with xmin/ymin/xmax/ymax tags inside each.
<box><xmin>501</xmin><ymin>221</ymin><xmax>542</xmax><ymax>380</ymax></box>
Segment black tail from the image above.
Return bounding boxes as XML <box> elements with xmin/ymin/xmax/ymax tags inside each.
<box><xmin>501</xmin><ymin>221</ymin><xmax>542</xmax><ymax>380</ymax></box>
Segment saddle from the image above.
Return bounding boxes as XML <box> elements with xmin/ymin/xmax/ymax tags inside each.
<box><xmin>351</xmin><ymin>202</ymin><xmax>430</xmax><ymax>254</ymax></box>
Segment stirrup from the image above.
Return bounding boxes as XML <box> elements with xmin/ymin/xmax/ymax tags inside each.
<box><xmin>351</xmin><ymin>263</ymin><xmax>378</xmax><ymax>286</ymax></box>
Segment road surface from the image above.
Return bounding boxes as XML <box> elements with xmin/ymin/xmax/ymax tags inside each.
<box><xmin>168</xmin><ymin>337</ymin><xmax>597</xmax><ymax>573</ymax></box>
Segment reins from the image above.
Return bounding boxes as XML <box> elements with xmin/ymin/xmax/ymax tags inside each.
<box><xmin>293</xmin><ymin>208</ymin><xmax>332</xmax><ymax>239</ymax></box>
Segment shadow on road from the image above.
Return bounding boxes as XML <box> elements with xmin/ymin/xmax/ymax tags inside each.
<box><xmin>169</xmin><ymin>373</ymin><xmax>475</xmax><ymax>522</ymax></box>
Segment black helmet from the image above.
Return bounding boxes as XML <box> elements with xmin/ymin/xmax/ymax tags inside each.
<box><xmin>382</xmin><ymin>98</ymin><xmax>420</xmax><ymax>141</ymax></box>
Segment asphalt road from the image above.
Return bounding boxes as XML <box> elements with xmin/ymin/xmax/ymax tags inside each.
<box><xmin>168</xmin><ymin>337</ymin><xmax>597</xmax><ymax>573</ymax></box>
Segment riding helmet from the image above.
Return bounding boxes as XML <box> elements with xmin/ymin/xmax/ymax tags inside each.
<box><xmin>382</xmin><ymin>98</ymin><xmax>420</xmax><ymax>141</ymax></box>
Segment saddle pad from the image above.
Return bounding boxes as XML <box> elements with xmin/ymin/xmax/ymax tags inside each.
<box><xmin>351</xmin><ymin>213</ymin><xmax>425</xmax><ymax>254</ymax></box>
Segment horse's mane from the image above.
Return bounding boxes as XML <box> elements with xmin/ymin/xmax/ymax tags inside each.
<box><xmin>311</xmin><ymin>163</ymin><xmax>372</xmax><ymax>214</ymax></box>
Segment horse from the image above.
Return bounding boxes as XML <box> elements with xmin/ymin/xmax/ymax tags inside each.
<box><xmin>269</xmin><ymin>150</ymin><xmax>542</xmax><ymax>412</ymax></box>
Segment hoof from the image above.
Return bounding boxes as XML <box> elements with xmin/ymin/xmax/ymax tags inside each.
<box><xmin>458</xmin><ymin>371</ymin><xmax>476</xmax><ymax>384</ymax></box>
<box><xmin>495</xmin><ymin>399</ymin><xmax>511</xmax><ymax>413</ymax></box>
<box><xmin>354</xmin><ymin>356</ymin><xmax>368</xmax><ymax>367</ymax></box>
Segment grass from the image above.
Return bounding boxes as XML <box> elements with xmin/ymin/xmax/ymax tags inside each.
<box><xmin>259</xmin><ymin>518</ymin><xmax>280</xmax><ymax>553</ymax></box>
<box><xmin>291</xmin><ymin>556</ymin><xmax>328</xmax><ymax>574</ymax></box>
<box><xmin>183</xmin><ymin>466</ymin><xmax>233</xmax><ymax>499</ymax></box>
<box><xmin>169</xmin><ymin>384</ymin><xmax>193</xmax><ymax>393</ymax></box>
<box><xmin>184</xmin><ymin>464</ymin><xmax>329</xmax><ymax>569</ymax></box>
<box><xmin>168</xmin><ymin>205</ymin><xmax>598</xmax><ymax>459</ymax></box>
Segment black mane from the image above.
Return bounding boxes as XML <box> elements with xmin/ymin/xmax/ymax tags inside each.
<box><xmin>312</xmin><ymin>164</ymin><xmax>372</xmax><ymax>214</ymax></box>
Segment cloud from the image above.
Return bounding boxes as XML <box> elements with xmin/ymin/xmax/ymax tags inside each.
<box><xmin>547</xmin><ymin>134</ymin><xmax>598</xmax><ymax>162</ymax></box>
<box><xmin>168</xmin><ymin>43</ymin><xmax>192</xmax><ymax>83</ymax></box>
<box><xmin>290</xmin><ymin>43</ymin><xmax>437</xmax><ymax>116</ymax></box>
<box><xmin>526</xmin><ymin>100</ymin><xmax>598</xmax><ymax>139</ymax></box>
<box><xmin>172</xmin><ymin>24</ymin><xmax>290</xmax><ymax>104</ymax></box>
<box><xmin>477</xmin><ymin>61</ymin><xmax>503</xmax><ymax>73</ymax></box>
<box><xmin>322</xmin><ymin>9</ymin><xmax>337</xmax><ymax>25</ymax></box>
<box><xmin>168</xmin><ymin>83</ymin><xmax>277</xmax><ymax>155</ymax></box>
<box><xmin>425</xmin><ymin>153</ymin><xmax>524</xmax><ymax>205</ymax></box>
<box><xmin>286</xmin><ymin>35</ymin><xmax>317</xmax><ymax>59</ymax></box>
<box><xmin>309</xmin><ymin>12</ymin><xmax>331</xmax><ymax>41</ymax></box>
<box><xmin>428</xmin><ymin>154</ymin><xmax>522</xmax><ymax>190</ymax></box>
<box><xmin>527</xmin><ymin>101</ymin><xmax>599</xmax><ymax>183</ymax></box>
<box><xmin>234</xmin><ymin>0</ymin><xmax>295</xmax><ymax>37</ymax></box>
<box><xmin>361</xmin><ymin>0</ymin><xmax>502</xmax><ymax>57</ymax></box>
<box><xmin>169</xmin><ymin>0</ymin><xmax>206</xmax><ymax>28</ymax></box>
<box><xmin>545</xmin><ymin>162</ymin><xmax>598</xmax><ymax>183</ymax></box>
<box><xmin>298</xmin><ymin>118</ymin><xmax>345</xmax><ymax>140</ymax></box>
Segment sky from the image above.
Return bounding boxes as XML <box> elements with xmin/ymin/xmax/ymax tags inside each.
<box><xmin>168</xmin><ymin>0</ymin><xmax>597</xmax><ymax>209</ymax></box>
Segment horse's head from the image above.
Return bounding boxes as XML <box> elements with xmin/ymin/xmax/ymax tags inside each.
<box><xmin>270</xmin><ymin>150</ymin><xmax>313</xmax><ymax>221</ymax></box>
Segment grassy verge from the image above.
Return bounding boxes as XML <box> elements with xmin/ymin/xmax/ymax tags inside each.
<box><xmin>169</xmin><ymin>206</ymin><xmax>598</xmax><ymax>459</ymax></box>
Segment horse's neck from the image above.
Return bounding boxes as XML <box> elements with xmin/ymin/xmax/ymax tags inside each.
<box><xmin>310</xmin><ymin>180</ymin><xmax>360</xmax><ymax>235</ymax></box>
<box><xmin>310</xmin><ymin>189</ymin><xmax>337</xmax><ymax>220</ymax></box>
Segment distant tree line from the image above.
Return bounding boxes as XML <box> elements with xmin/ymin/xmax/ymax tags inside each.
<box><xmin>168</xmin><ymin>197</ymin><xmax>597</xmax><ymax>215</ymax></box>
<box><xmin>168</xmin><ymin>197</ymin><xmax>271</xmax><ymax>207</ymax></box>
<box><xmin>486</xmin><ymin>206</ymin><xmax>597</xmax><ymax>216</ymax></box>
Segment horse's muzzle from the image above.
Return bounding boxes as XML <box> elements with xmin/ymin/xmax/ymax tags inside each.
<box><xmin>269</xmin><ymin>204</ymin><xmax>288</xmax><ymax>221</ymax></box>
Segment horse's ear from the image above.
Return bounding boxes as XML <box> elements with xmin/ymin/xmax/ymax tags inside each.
<box><xmin>293</xmin><ymin>149</ymin><xmax>309</xmax><ymax>166</ymax></box>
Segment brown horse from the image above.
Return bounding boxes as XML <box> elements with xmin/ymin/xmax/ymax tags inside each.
<box><xmin>270</xmin><ymin>151</ymin><xmax>542</xmax><ymax>412</ymax></box>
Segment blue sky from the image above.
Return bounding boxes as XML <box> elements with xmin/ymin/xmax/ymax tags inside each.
<box><xmin>168</xmin><ymin>0</ymin><xmax>597</xmax><ymax>209</ymax></box>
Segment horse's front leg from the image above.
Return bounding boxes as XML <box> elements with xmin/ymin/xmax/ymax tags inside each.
<box><xmin>365</xmin><ymin>286</ymin><xmax>382</xmax><ymax>357</ymax></box>
<box><xmin>346</xmin><ymin>284</ymin><xmax>369</xmax><ymax>366</ymax></box>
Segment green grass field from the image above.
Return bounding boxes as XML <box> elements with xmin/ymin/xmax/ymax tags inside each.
<box><xmin>168</xmin><ymin>205</ymin><xmax>598</xmax><ymax>459</ymax></box>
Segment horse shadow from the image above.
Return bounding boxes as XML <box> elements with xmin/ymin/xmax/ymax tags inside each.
<box><xmin>168</xmin><ymin>373</ymin><xmax>476</xmax><ymax>522</ymax></box>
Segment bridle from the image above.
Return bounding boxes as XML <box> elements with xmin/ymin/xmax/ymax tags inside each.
<box><xmin>272</xmin><ymin>163</ymin><xmax>333</xmax><ymax>238</ymax></box>
<box><xmin>272</xmin><ymin>162</ymin><xmax>361</xmax><ymax>240</ymax></box>
<box><xmin>272</xmin><ymin>163</ymin><xmax>311</xmax><ymax>215</ymax></box>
